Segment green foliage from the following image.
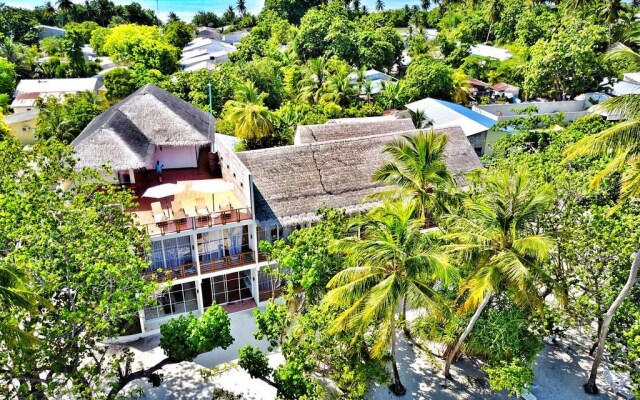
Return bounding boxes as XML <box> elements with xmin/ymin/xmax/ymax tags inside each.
<box><xmin>36</xmin><ymin>91</ymin><xmax>108</xmax><ymax>143</ymax></box>
<box><xmin>104</xmin><ymin>67</ymin><xmax>140</xmax><ymax>102</ymax></box>
<box><xmin>211</xmin><ymin>387</ymin><xmax>244</xmax><ymax>399</ymax></box>
<box><xmin>405</xmin><ymin>55</ymin><xmax>454</xmax><ymax>101</ymax></box>
<box><xmin>260</xmin><ymin>209</ymin><xmax>348</xmax><ymax>306</ymax></box>
<box><xmin>523</xmin><ymin>16</ymin><xmax>611</xmax><ymax>100</ymax></box>
<box><xmin>238</xmin><ymin>345</ymin><xmax>273</xmax><ymax>380</ymax></box>
<box><xmin>64</xmin><ymin>21</ymin><xmax>100</xmax><ymax>43</ymax></box>
<box><xmin>0</xmin><ymin>137</ymin><xmax>157</xmax><ymax>398</ymax></box>
<box><xmin>465</xmin><ymin>304</ymin><xmax>542</xmax><ymax>363</ymax></box>
<box><xmin>273</xmin><ymin>360</ymin><xmax>317</xmax><ymax>399</ymax></box>
<box><xmin>164</xmin><ymin>20</ymin><xmax>194</xmax><ymax>50</ymax></box>
<box><xmin>0</xmin><ymin>57</ymin><xmax>15</xmax><ymax>94</ymax></box>
<box><xmin>294</xmin><ymin>3</ymin><xmax>402</xmax><ymax>70</ymax></box>
<box><xmin>103</xmin><ymin>24</ymin><xmax>179</xmax><ymax>74</ymax></box>
<box><xmin>0</xmin><ymin>5</ymin><xmax>40</xmax><ymax>44</ymax></box>
<box><xmin>462</xmin><ymin>56</ymin><xmax>499</xmax><ymax>83</ymax></box>
<box><xmin>90</xmin><ymin>26</ymin><xmax>112</xmax><ymax>55</ymax></box>
<box><xmin>160</xmin><ymin>305</ymin><xmax>233</xmax><ymax>362</ymax></box>
<box><xmin>253</xmin><ymin>301</ymin><xmax>288</xmax><ymax>351</ymax></box>
<box><xmin>483</xmin><ymin>358</ymin><xmax>535</xmax><ymax>397</ymax></box>
<box><xmin>40</xmin><ymin>36</ymin><xmax>62</xmax><ymax>56</ymax></box>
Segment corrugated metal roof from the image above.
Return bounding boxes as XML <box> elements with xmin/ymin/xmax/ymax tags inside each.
<box><xmin>405</xmin><ymin>98</ymin><xmax>496</xmax><ymax>137</ymax></box>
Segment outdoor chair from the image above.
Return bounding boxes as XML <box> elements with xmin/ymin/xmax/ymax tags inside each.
<box><xmin>195</xmin><ymin>197</ymin><xmax>211</xmax><ymax>225</ymax></box>
<box><xmin>151</xmin><ymin>202</ymin><xmax>168</xmax><ymax>232</ymax></box>
<box><xmin>171</xmin><ymin>200</ymin><xmax>188</xmax><ymax>228</ymax></box>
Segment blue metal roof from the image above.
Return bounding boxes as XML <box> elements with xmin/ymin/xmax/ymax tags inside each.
<box><xmin>433</xmin><ymin>99</ymin><xmax>496</xmax><ymax>129</ymax></box>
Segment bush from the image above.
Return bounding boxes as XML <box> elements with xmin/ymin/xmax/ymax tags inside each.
<box><xmin>483</xmin><ymin>358</ymin><xmax>535</xmax><ymax>397</ymax></box>
<box><xmin>405</xmin><ymin>55</ymin><xmax>454</xmax><ymax>101</ymax></box>
<box><xmin>160</xmin><ymin>305</ymin><xmax>233</xmax><ymax>362</ymax></box>
<box><xmin>238</xmin><ymin>345</ymin><xmax>273</xmax><ymax>380</ymax></box>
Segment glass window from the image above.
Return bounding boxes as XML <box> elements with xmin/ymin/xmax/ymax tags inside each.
<box><xmin>164</xmin><ymin>236</ymin><xmax>192</xmax><ymax>268</ymax></box>
<box><xmin>143</xmin><ymin>282</ymin><xmax>198</xmax><ymax>321</ymax></box>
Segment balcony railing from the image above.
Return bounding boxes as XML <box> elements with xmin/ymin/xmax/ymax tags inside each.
<box><xmin>142</xmin><ymin>207</ymin><xmax>253</xmax><ymax>237</ymax></box>
<box><xmin>144</xmin><ymin>251</ymin><xmax>258</xmax><ymax>282</ymax></box>
<box><xmin>144</xmin><ymin>262</ymin><xmax>198</xmax><ymax>281</ymax></box>
<box><xmin>200</xmin><ymin>251</ymin><xmax>256</xmax><ymax>274</ymax></box>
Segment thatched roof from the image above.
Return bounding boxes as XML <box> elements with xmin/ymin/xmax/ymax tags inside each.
<box><xmin>238</xmin><ymin>127</ymin><xmax>482</xmax><ymax>227</ymax></box>
<box><xmin>72</xmin><ymin>84</ymin><xmax>212</xmax><ymax>170</ymax></box>
<box><xmin>294</xmin><ymin>116</ymin><xmax>415</xmax><ymax>145</ymax></box>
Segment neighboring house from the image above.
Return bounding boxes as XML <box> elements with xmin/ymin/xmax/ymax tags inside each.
<box><xmin>294</xmin><ymin>115</ymin><xmax>415</xmax><ymax>145</ymax></box>
<box><xmin>197</xmin><ymin>27</ymin><xmax>223</xmax><ymax>40</ymax></box>
<box><xmin>4</xmin><ymin>109</ymin><xmax>39</xmax><ymax>145</ymax></box>
<box><xmin>11</xmin><ymin>78</ymin><xmax>104</xmax><ymax>113</ymax></box>
<box><xmin>348</xmin><ymin>69</ymin><xmax>398</xmax><ymax>97</ymax></box>
<box><xmin>36</xmin><ymin>25</ymin><xmax>66</xmax><ymax>40</ymax></box>
<box><xmin>180</xmin><ymin>38</ymin><xmax>237</xmax><ymax>71</ymax></box>
<box><xmin>222</xmin><ymin>29</ymin><xmax>251</xmax><ymax>45</ymax></box>
<box><xmin>472</xmin><ymin>99</ymin><xmax>593</xmax><ymax>154</ymax></box>
<box><xmin>467</xmin><ymin>78</ymin><xmax>491</xmax><ymax>99</ymax></box>
<box><xmin>490</xmin><ymin>82</ymin><xmax>520</xmax><ymax>100</ymax></box>
<box><xmin>601</xmin><ymin>72</ymin><xmax>640</xmax><ymax>96</ymax></box>
<box><xmin>406</xmin><ymin>97</ymin><xmax>496</xmax><ymax>155</ymax></box>
<box><xmin>469</xmin><ymin>44</ymin><xmax>513</xmax><ymax>61</ymax></box>
<box><xmin>238</xmin><ymin>125</ymin><xmax>481</xmax><ymax>235</ymax></box>
<box><xmin>73</xmin><ymin>89</ymin><xmax>482</xmax><ymax>339</ymax></box>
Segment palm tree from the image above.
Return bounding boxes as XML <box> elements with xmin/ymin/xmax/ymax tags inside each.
<box><xmin>409</xmin><ymin>108</ymin><xmax>431</xmax><ymax>129</ymax></box>
<box><xmin>0</xmin><ymin>264</ymin><xmax>48</xmax><ymax>347</ymax></box>
<box><xmin>56</xmin><ymin>0</ymin><xmax>75</xmax><ymax>24</ymax></box>
<box><xmin>0</xmin><ymin>38</ymin><xmax>33</xmax><ymax>79</ymax></box>
<box><xmin>42</xmin><ymin>1</ymin><xmax>57</xmax><ymax>20</ymax></box>
<box><xmin>225</xmin><ymin>81</ymin><xmax>275</xmax><ymax>140</ymax></box>
<box><xmin>324</xmin><ymin>201</ymin><xmax>455</xmax><ymax>396</ymax></box>
<box><xmin>441</xmin><ymin>170</ymin><xmax>554</xmax><ymax>379</ymax></box>
<box><xmin>421</xmin><ymin>0</ymin><xmax>431</xmax><ymax>10</ymax></box>
<box><xmin>564</xmin><ymin>95</ymin><xmax>640</xmax><ymax>213</ymax></box>
<box><xmin>452</xmin><ymin>69</ymin><xmax>471</xmax><ymax>105</ymax></box>
<box><xmin>370</xmin><ymin>130</ymin><xmax>453</xmax><ymax>224</ymax></box>
<box><xmin>236</xmin><ymin>0</ymin><xmax>247</xmax><ymax>16</ymax></box>
<box><xmin>375</xmin><ymin>0</ymin><xmax>385</xmax><ymax>11</ymax></box>
<box><xmin>362</xmin><ymin>80</ymin><xmax>374</xmax><ymax>103</ymax></box>
<box><xmin>321</xmin><ymin>69</ymin><xmax>357</xmax><ymax>107</ymax></box>
<box><xmin>298</xmin><ymin>57</ymin><xmax>328</xmax><ymax>104</ymax></box>
<box><xmin>378</xmin><ymin>81</ymin><xmax>408</xmax><ymax>110</ymax></box>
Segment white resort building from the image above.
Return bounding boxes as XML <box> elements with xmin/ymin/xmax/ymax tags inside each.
<box><xmin>71</xmin><ymin>85</ymin><xmax>483</xmax><ymax>340</ymax></box>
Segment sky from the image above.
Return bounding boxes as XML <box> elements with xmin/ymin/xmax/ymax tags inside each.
<box><xmin>4</xmin><ymin>0</ymin><xmax>424</xmax><ymax>23</ymax></box>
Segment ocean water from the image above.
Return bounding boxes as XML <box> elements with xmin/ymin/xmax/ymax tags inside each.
<box><xmin>4</xmin><ymin>0</ymin><xmax>423</xmax><ymax>22</ymax></box>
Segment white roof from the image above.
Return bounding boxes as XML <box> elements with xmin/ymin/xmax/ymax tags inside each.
<box><xmin>36</xmin><ymin>25</ymin><xmax>66</xmax><ymax>33</ymax></box>
<box><xmin>405</xmin><ymin>98</ymin><xmax>496</xmax><ymax>137</ymax></box>
<box><xmin>602</xmin><ymin>78</ymin><xmax>640</xmax><ymax>96</ymax></box>
<box><xmin>4</xmin><ymin>109</ymin><xmax>40</xmax><ymax>124</ymax></box>
<box><xmin>183</xmin><ymin>38</ymin><xmax>236</xmax><ymax>53</ymax></box>
<box><xmin>623</xmin><ymin>72</ymin><xmax>640</xmax><ymax>85</ymax></box>
<box><xmin>181</xmin><ymin>51</ymin><xmax>229</xmax><ymax>67</ymax></box>
<box><xmin>469</xmin><ymin>44</ymin><xmax>513</xmax><ymax>61</ymax></box>
<box><xmin>14</xmin><ymin>78</ymin><xmax>101</xmax><ymax>96</ymax></box>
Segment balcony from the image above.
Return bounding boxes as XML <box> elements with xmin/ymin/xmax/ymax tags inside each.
<box><xmin>144</xmin><ymin>250</ymin><xmax>257</xmax><ymax>282</ymax></box>
<box><xmin>128</xmin><ymin>168</ymin><xmax>252</xmax><ymax>237</ymax></box>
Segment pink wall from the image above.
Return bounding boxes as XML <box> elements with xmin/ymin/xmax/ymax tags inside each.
<box><xmin>151</xmin><ymin>146</ymin><xmax>198</xmax><ymax>169</ymax></box>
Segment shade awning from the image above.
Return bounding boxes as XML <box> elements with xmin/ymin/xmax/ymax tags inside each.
<box><xmin>190</xmin><ymin>179</ymin><xmax>234</xmax><ymax>194</ymax></box>
<box><xmin>142</xmin><ymin>183</ymin><xmax>185</xmax><ymax>199</ymax></box>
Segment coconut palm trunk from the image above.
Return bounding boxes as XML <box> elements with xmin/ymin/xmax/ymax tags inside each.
<box><xmin>584</xmin><ymin>251</ymin><xmax>640</xmax><ymax>394</ymax></box>
<box><xmin>401</xmin><ymin>293</ymin><xmax>411</xmax><ymax>337</ymax></box>
<box><xmin>390</xmin><ymin>314</ymin><xmax>406</xmax><ymax>395</ymax></box>
<box><xmin>444</xmin><ymin>293</ymin><xmax>492</xmax><ymax>379</ymax></box>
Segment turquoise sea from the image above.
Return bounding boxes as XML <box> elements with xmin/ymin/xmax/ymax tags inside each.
<box><xmin>3</xmin><ymin>0</ymin><xmax>424</xmax><ymax>22</ymax></box>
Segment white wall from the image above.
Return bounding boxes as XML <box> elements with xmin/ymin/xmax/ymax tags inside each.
<box><xmin>474</xmin><ymin>100</ymin><xmax>588</xmax><ymax>118</ymax></box>
<box><xmin>152</xmin><ymin>146</ymin><xmax>198</xmax><ymax>169</ymax></box>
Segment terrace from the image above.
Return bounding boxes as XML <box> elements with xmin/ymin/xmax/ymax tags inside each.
<box><xmin>129</xmin><ymin>168</ymin><xmax>252</xmax><ymax>237</ymax></box>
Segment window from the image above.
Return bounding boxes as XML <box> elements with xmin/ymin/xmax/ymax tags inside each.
<box><xmin>143</xmin><ymin>282</ymin><xmax>198</xmax><ymax>320</ymax></box>
<box><xmin>164</xmin><ymin>236</ymin><xmax>192</xmax><ymax>268</ymax></box>
<box><xmin>201</xmin><ymin>270</ymin><xmax>252</xmax><ymax>307</ymax></box>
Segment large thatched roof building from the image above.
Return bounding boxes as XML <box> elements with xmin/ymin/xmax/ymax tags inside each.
<box><xmin>294</xmin><ymin>115</ymin><xmax>415</xmax><ymax>145</ymax></box>
<box><xmin>72</xmin><ymin>84</ymin><xmax>212</xmax><ymax>171</ymax></box>
<box><xmin>237</xmin><ymin>126</ymin><xmax>482</xmax><ymax>228</ymax></box>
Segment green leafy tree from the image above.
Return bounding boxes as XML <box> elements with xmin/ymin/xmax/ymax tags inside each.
<box><xmin>104</xmin><ymin>67</ymin><xmax>140</xmax><ymax>102</ymax></box>
<box><xmin>0</xmin><ymin>137</ymin><xmax>156</xmax><ymax>398</ymax></box>
<box><xmin>523</xmin><ymin>16</ymin><xmax>610</xmax><ymax>100</ymax></box>
<box><xmin>442</xmin><ymin>169</ymin><xmax>555</xmax><ymax>379</ymax></box>
<box><xmin>89</xmin><ymin>26</ymin><xmax>112</xmax><ymax>55</ymax></box>
<box><xmin>109</xmin><ymin>305</ymin><xmax>233</xmax><ymax>398</ymax></box>
<box><xmin>0</xmin><ymin>57</ymin><xmax>15</xmax><ymax>94</ymax></box>
<box><xmin>36</xmin><ymin>91</ymin><xmax>108</xmax><ymax>143</ymax></box>
<box><xmin>324</xmin><ymin>201</ymin><xmax>456</xmax><ymax>395</ymax></box>
<box><xmin>377</xmin><ymin>81</ymin><xmax>409</xmax><ymax>110</ymax></box>
<box><xmin>103</xmin><ymin>24</ymin><xmax>179</xmax><ymax>74</ymax></box>
<box><xmin>164</xmin><ymin>20</ymin><xmax>194</xmax><ymax>49</ymax></box>
<box><xmin>405</xmin><ymin>55</ymin><xmax>454</xmax><ymax>101</ymax></box>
